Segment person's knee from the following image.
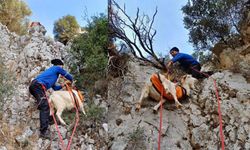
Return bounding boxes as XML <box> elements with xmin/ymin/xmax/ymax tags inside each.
<box><xmin>39</xmin><ymin>98</ymin><xmax>49</xmax><ymax>111</ymax></box>
<box><xmin>40</xmin><ymin>107</ymin><xmax>50</xmax><ymax>113</ymax></box>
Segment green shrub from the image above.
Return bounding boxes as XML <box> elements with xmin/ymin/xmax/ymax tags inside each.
<box><xmin>0</xmin><ymin>0</ymin><xmax>31</xmax><ymax>35</ymax></box>
<box><xmin>85</xmin><ymin>104</ymin><xmax>105</xmax><ymax>121</ymax></box>
<box><xmin>69</xmin><ymin>14</ymin><xmax>108</xmax><ymax>97</ymax></box>
<box><xmin>53</xmin><ymin>15</ymin><xmax>80</xmax><ymax>44</ymax></box>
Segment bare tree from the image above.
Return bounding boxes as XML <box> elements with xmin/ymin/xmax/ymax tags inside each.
<box><xmin>109</xmin><ymin>0</ymin><xmax>166</xmax><ymax>70</ymax></box>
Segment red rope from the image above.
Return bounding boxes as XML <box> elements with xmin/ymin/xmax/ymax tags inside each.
<box><xmin>212</xmin><ymin>79</ymin><xmax>225</xmax><ymax>150</ymax></box>
<box><xmin>41</xmin><ymin>85</ymin><xmax>65</xmax><ymax>150</ymax></box>
<box><xmin>40</xmin><ymin>79</ymin><xmax>80</xmax><ymax>150</ymax></box>
<box><xmin>157</xmin><ymin>87</ymin><xmax>164</xmax><ymax>150</ymax></box>
<box><xmin>190</xmin><ymin>67</ymin><xmax>225</xmax><ymax>150</ymax></box>
<box><xmin>65</xmin><ymin>85</ymin><xmax>80</xmax><ymax>150</ymax></box>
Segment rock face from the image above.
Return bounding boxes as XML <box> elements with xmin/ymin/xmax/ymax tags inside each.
<box><xmin>0</xmin><ymin>24</ymin><xmax>67</xmax><ymax>83</ymax></box>
<box><xmin>212</xmin><ymin>43</ymin><xmax>250</xmax><ymax>80</ymax></box>
<box><xmin>0</xmin><ymin>23</ymin><xmax>67</xmax><ymax>123</ymax></box>
<box><xmin>0</xmin><ymin>22</ymin><xmax>67</xmax><ymax>149</ymax></box>
<box><xmin>212</xmin><ymin>9</ymin><xmax>250</xmax><ymax>81</ymax></box>
<box><xmin>107</xmin><ymin>57</ymin><xmax>250</xmax><ymax>149</ymax></box>
<box><xmin>1</xmin><ymin>13</ymin><xmax>250</xmax><ymax>149</ymax></box>
<box><xmin>0</xmin><ymin>23</ymin><xmax>108</xmax><ymax>149</ymax></box>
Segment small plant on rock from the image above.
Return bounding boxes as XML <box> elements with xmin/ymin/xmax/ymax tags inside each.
<box><xmin>126</xmin><ymin>126</ymin><xmax>146</xmax><ymax>150</ymax></box>
<box><xmin>85</xmin><ymin>103</ymin><xmax>105</xmax><ymax>122</ymax></box>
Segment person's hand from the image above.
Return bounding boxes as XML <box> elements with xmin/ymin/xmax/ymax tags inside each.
<box><xmin>65</xmin><ymin>80</ymin><xmax>72</xmax><ymax>87</ymax></box>
<box><xmin>61</xmin><ymin>83</ymin><xmax>65</xmax><ymax>88</ymax></box>
<box><xmin>166</xmin><ymin>61</ymin><xmax>174</xmax><ymax>73</ymax></box>
<box><xmin>166</xmin><ymin>62</ymin><xmax>169</xmax><ymax>69</ymax></box>
<box><xmin>167</xmin><ymin>61</ymin><xmax>173</xmax><ymax>68</ymax></box>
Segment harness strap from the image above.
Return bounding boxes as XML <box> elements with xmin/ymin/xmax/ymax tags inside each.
<box><xmin>151</xmin><ymin>77</ymin><xmax>169</xmax><ymax>99</ymax></box>
<box><xmin>72</xmin><ymin>92</ymin><xmax>80</xmax><ymax>109</ymax></box>
<box><xmin>179</xmin><ymin>85</ymin><xmax>187</xmax><ymax>99</ymax></box>
<box><xmin>157</xmin><ymin>73</ymin><xmax>162</xmax><ymax>84</ymax></box>
<box><xmin>152</xmin><ymin>73</ymin><xmax>168</xmax><ymax>98</ymax></box>
<box><xmin>65</xmin><ymin>84</ymin><xmax>80</xmax><ymax>150</ymax></box>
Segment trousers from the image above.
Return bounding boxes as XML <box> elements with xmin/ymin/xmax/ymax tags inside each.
<box><xmin>29</xmin><ymin>80</ymin><xmax>50</xmax><ymax>134</ymax></box>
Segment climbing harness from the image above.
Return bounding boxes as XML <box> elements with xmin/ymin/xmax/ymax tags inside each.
<box><xmin>150</xmin><ymin>73</ymin><xmax>187</xmax><ymax>100</ymax></box>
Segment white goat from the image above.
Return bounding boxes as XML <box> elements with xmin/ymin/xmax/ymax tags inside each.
<box><xmin>49</xmin><ymin>89</ymin><xmax>86</xmax><ymax>125</ymax></box>
<box><xmin>136</xmin><ymin>74</ymin><xmax>197</xmax><ymax>112</ymax></box>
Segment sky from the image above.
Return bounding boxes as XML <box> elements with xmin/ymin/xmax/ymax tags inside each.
<box><xmin>25</xmin><ymin>0</ymin><xmax>107</xmax><ymax>37</ymax></box>
<box><xmin>24</xmin><ymin>0</ymin><xmax>193</xmax><ymax>55</ymax></box>
<box><xmin>115</xmin><ymin>0</ymin><xmax>193</xmax><ymax>55</ymax></box>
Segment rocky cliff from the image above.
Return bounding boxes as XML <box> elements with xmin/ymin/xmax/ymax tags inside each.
<box><xmin>212</xmin><ymin>11</ymin><xmax>250</xmax><ymax>82</ymax></box>
<box><xmin>1</xmin><ymin>10</ymin><xmax>250</xmax><ymax>149</ymax></box>
<box><xmin>0</xmin><ymin>23</ymin><xmax>108</xmax><ymax>150</ymax></box>
<box><xmin>107</xmin><ymin>56</ymin><xmax>250</xmax><ymax>149</ymax></box>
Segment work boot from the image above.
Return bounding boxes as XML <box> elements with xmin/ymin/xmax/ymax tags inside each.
<box><xmin>206</xmin><ymin>71</ymin><xmax>214</xmax><ymax>76</ymax></box>
<box><xmin>40</xmin><ymin>130</ymin><xmax>51</xmax><ymax>139</ymax></box>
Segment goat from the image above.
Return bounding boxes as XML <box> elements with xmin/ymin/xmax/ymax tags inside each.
<box><xmin>135</xmin><ymin>74</ymin><xmax>197</xmax><ymax>112</ymax></box>
<box><xmin>49</xmin><ymin>89</ymin><xmax>86</xmax><ymax>125</ymax></box>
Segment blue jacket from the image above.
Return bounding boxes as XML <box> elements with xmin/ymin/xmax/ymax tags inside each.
<box><xmin>171</xmin><ymin>53</ymin><xmax>199</xmax><ymax>68</ymax></box>
<box><xmin>35</xmin><ymin>66</ymin><xmax>73</xmax><ymax>90</ymax></box>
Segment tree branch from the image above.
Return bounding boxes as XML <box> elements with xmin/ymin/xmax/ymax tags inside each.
<box><xmin>109</xmin><ymin>0</ymin><xmax>165</xmax><ymax>70</ymax></box>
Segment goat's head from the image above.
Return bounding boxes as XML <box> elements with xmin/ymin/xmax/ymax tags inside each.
<box><xmin>181</xmin><ymin>75</ymin><xmax>197</xmax><ymax>86</ymax></box>
<box><xmin>181</xmin><ymin>74</ymin><xmax>198</xmax><ymax>96</ymax></box>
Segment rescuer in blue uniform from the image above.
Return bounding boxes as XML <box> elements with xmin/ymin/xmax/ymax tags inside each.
<box><xmin>29</xmin><ymin>59</ymin><xmax>73</xmax><ymax>138</ymax></box>
<box><xmin>167</xmin><ymin>47</ymin><xmax>202</xmax><ymax>79</ymax></box>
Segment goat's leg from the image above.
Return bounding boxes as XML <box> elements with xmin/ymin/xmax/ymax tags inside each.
<box><xmin>170</xmin><ymin>92</ymin><xmax>183</xmax><ymax>108</ymax></box>
<box><xmin>153</xmin><ymin>99</ymin><xmax>166</xmax><ymax>113</ymax></box>
<box><xmin>135</xmin><ymin>83</ymin><xmax>150</xmax><ymax>111</ymax></box>
<box><xmin>80</xmin><ymin>104</ymin><xmax>86</xmax><ymax>115</ymax></box>
<box><xmin>49</xmin><ymin>102</ymin><xmax>54</xmax><ymax>116</ymax></box>
<box><xmin>56</xmin><ymin>110</ymin><xmax>66</xmax><ymax>125</ymax></box>
<box><xmin>48</xmin><ymin>100</ymin><xmax>56</xmax><ymax>124</ymax></box>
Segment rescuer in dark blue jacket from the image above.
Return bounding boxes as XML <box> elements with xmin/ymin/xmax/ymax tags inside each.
<box><xmin>29</xmin><ymin>59</ymin><xmax>73</xmax><ymax>138</ymax></box>
<box><xmin>167</xmin><ymin>47</ymin><xmax>202</xmax><ymax>79</ymax></box>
